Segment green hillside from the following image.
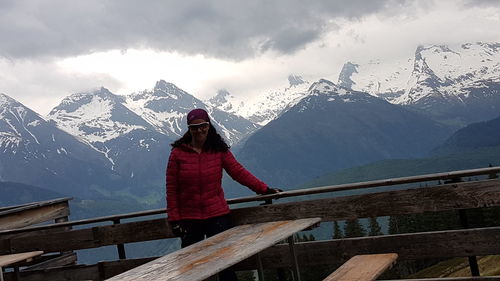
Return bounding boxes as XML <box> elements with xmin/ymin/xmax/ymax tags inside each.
<box><xmin>299</xmin><ymin>145</ymin><xmax>500</xmax><ymax>190</ymax></box>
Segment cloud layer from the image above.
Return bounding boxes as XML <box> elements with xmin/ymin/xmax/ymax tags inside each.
<box><xmin>0</xmin><ymin>0</ymin><xmax>415</xmax><ymax>60</ymax></box>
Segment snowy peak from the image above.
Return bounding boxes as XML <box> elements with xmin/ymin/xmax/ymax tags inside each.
<box><xmin>203</xmin><ymin>74</ymin><xmax>310</xmax><ymax>126</ymax></box>
<box><xmin>396</xmin><ymin>42</ymin><xmax>500</xmax><ymax>107</ymax></box>
<box><xmin>337</xmin><ymin>42</ymin><xmax>500</xmax><ymax>112</ymax></box>
<box><xmin>290</xmin><ymin>79</ymin><xmax>378</xmax><ymax>114</ymax></box>
<box><xmin>288</xmin><ymin>75</ymin><xmax>306</xmax><ymax>87</ymax></box>
<box><xmin>48</xmin><ymin>88</ymin><xmax>151</xmax><ymax>143</ymax></box>
<box><xmin>337</xmin><ymin>58</ymin><xmax>412</xmax><ymax>103</ymax></box>
<box><xmin>125</xmin><ymin>80</ymin><xmax>258</xmax><ymax>145</ymax></box>
<box><xmin>0</xmin><ymin>93</ymin><xmax>106</xmax><ymax>167</ymax></box>
<box><xmin>413</xmin><ymin>42</ymin><xmax>500</xmax><ymax>83</ymax></box>
<box><xmin>0</xmin><ymin>93</ymin><xmax>17</xmax><ymax>108</ymax></box>
<box><xmin>49</xmin><ymin>87</ymin><xmax>125</xmax><ymax>117</ymax></box>
<box><xmin>308</xmin><ymin>79</ymin><xmax>350</xmax><ymax>96</ymax></box>
<box><xmin>151</xmin><ymin>79</ymin><xmax>191</xmax><ymax>101</ymax></box>
<box><xmin>125</xmin><ymin>81</ymin><xmax>206</xmax><ymax>137</ymax></box>
<box><xmin>207</xmin><ymin>89</ymin><xmax>237</xmax><ymax>112</ymax></box>
<box><xmin>0</xmin><ymin>94</ymin><xmax>44</xmax><ymax>149</ymax></box>
<box><xmin>337</xmin><ymin>62</ymin><xmax>359</xmax><ymax>89</ymax></box>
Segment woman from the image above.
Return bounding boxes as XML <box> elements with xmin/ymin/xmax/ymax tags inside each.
<box><xmin>166</xmin><ymin>108</ymin><xmax>280</xmax><ymax>280</ymax></box>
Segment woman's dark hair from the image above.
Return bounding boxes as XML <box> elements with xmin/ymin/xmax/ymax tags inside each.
<box><xmin>171</xmin><ymin>123</ymin><xmax>230</xmax><ymax>152</ymax></box>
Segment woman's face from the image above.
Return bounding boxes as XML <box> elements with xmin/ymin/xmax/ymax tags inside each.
<box><xmin>188</xmin><ymin>119</ymin><xmax>210</xmax><ymax>143</ymax></box>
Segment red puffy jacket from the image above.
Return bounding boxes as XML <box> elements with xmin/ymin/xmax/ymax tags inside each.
<box><xmin>166</xmin><ymin>144</ymin><xmax>268</xmax><ymax>221</ymax></box>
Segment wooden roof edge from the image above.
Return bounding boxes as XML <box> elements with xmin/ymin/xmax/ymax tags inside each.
<box><xmin>0</xmin><ymin>197</ymin><xmax>72</xmax><ymax>217</ymax></box>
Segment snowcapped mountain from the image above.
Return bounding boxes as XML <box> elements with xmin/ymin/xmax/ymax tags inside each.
<box><xmin>234</xmin><ymin>79</ymin><xmax>453</xmax><ymax>188</ymax></box>
<box><xmin>337</xmin><ymin>59</ymin><xmax>413</xmax><ymax>103</ymax></box>
<box><xmin>125</xmin><ymin>80</ymin><xmax>259</xmax><ymax>145</ymax></box>
<box><xmin>47</xmin><ymin>87</ymin><xmax>172</xmax><ymax>186</ymax></box>
<box><xmin>338</xmin><ymin>42</ymin><xmax>500</xmax><ymax>127</ymax></box>
<box><xmin>0</xmin><ymin>93</ymin><xmax>125</xmax><ymax>197</ymax></box>
<box><xmin>48</xmin><ymin>87</ymin><xmax>153</xmax><ymax>144</ymax></box>
<box><xmin>205</xmin><ymin>75</ymin><xmax>310</xmax><ymax>126</ymax></box>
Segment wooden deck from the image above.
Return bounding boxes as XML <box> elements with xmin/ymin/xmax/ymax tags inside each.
<box><xmin>105</xmin><ymin>218</ymin><xmax>321</xmax><ymax>281</ymax></box>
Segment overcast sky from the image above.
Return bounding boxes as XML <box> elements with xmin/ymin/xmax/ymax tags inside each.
<box><xmin>1</xmin><ymin>0</ymin><xmax>499</xmax><ymax>115</ymax></box>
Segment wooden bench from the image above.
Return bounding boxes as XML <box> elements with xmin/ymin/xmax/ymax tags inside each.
<box><xmin>0</xmin><ymin>251</ymin><xmax>44</xmax><ymax>281</ymax></box>
<box><xmin>323</xmin><ymin>253</ymin><xmax>398</xmax><ymax>281</ymax></box>
<box><xmin>106</xmin><ymin>217</ymin><xmax>321</xmax><ymax>281</ymax></box>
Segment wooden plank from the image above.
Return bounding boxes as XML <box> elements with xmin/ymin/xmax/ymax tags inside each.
<box><xmin>106</xmin><ymin>218</ymin><xmax>321</xmax><ymax>281</ymax></box>
<box><xmin>3</xmin><ymin>264</ymin><xmax>99</xmax><ymax>281</ymax></box>
<box><xmin>0</xmin><ymin>208</ymin><xmax>166</xmax><ymax>236</ymax></box>
<box><xmin>0</xmin><ymin>251</ymin><xmax>43</xmax><ymax>267</ymax></box>
<box><xmin>0</xmin><ymin>202</ymin><xmax>70</xmax><ymax>231</ymax></box>
<box><xmin>2</xmin><ymin>258</ymin><xmax>155</xmax><ymax>281</ymax></box>
<box><xmin>234</xmin><ymin>226</ymin><xmax>500</xmax><ymax>270</ymax></box>
<box><xmin>1</xmin><ymin>219</ymin><xmax>170</xmax><ymax>254</ymax></box>
<box><xmin>0</xmin><ymin>198</ymin><xmax>71</xmax><ymax>217</ymax></box>
<box><xmin>5</xmin><ymin>227</ymin><xmax>98</xmax><ymax>255</ymax></box>
<box><xmin>23</xmin><ymin>252</ymin><xmax>77</xmax><ymax>270</ymax></box>
<box><xmin>231</xmin><ymin>178</ymin><xmax>500</xmax><ymax>224</ymax></box>
<box><xmin>380</xmin><ymin>276</ymin><xmax>500</xmax><ymax>281</ymax></box>
<box><xmin>100</xmin><ymin>258</ymin><xmax>157</xmax><ymax>279</ymax></box>
<box><xmin>323</xmin><ymin>253</ymin><xmax>398</xmax><ymax>281</ymax></box>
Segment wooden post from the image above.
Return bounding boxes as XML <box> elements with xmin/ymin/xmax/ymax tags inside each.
<box><xmin>113</xmin><ymin>219</ymin><xmax>127</xmax><ymax>260</ymax></box>
<box><xmin>458</xmin><ymin>209</ymin><xmax>480</xmax><ymax>276</ymax></box>
<box><xmin>446</xmin><ymin>176</ymin><xmax>480</xmax><ymax>277</ymax></box>
<box><xmin>257</xmin><ymin>253</ymin><xmax>265</xmax><ymax>281</ymax></box>
<box><xmin>288</xmin><ymin>235</ymin><xmax>301</xmax><ymax>281</ymax></box>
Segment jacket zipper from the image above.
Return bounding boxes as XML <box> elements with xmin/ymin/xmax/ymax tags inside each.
<box><xmin>198</xmin><ymin>152</ymin><xmax>203</xmax><ymax>216</ymax></box>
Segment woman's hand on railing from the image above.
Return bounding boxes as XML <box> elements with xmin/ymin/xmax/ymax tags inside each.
<box><xmin>264</xmin><ymin>187</ymin><xmax>283</xmax><ymax>194</ymax></box>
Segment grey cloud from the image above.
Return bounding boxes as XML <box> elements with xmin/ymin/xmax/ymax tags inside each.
<box><xmin>0</xmin><ymin>0</ymin><xmax>415</xmax><ymax>60</ymax></box>
<box><xmin>465</xmin><ymin>0</ymin><xmax>500</xmax><ymax>6</ymax></box>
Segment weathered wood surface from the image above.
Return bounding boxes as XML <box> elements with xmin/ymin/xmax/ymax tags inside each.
<box><xmin>0</xmin><ymin>251</ymin><xmax>43</xmax><ymax>267</ymax></box>
<box><xmin>231</xmin><ymin>178</ymin><xmax>500</xmax><ymax>224</ymax></box>
<box><xmin>0</xmin><ymin>198</ymin><xmax>70</xmax><ymax>215</ymax></box>
<box><xmin>234</xmin><ymin>226</ymin><xmax>500</xmax><ymax>269</ymax></box>
<box><xmin>380</xmin><ymin>276</ymin><xmax>500</xmax><ymax>281</ymax></box>
<box><xmin>106</xmin><ymin>218</ymin><xmax>321</xmax><ymax>281</ymax></box>
<box><xmin>323</xmin><ymin>253</ymin><xmax>398</xmax><ymax>281</ymax></box>
<box><xmin>0</xmin><ymin>198</ymin><xmax>71</xmax><ymax>218</ymax></box>
<box><xmin>3</xmin><ymin>178</ymin><xmax>500</xmax><ymax>255</ymax></box>
<box><xmin>0</xmin><ymin>218</ymin><xmax>171</xmax><ymax>254</ymax></box>
<box><xmin>0</xmin><ymin>208</ymin><xmax>166</xmax><ymax>236</ymax></box>
<box><xmin>0</xmin><ymin>201</ymin><xmax>70</xmax><ymax>231</ymax></box>
<box><xmin>24</xmin><ymin>252</ymin><xmax>76</xmax><ymax>271</ymax></box>
<box><xmin>2</xmin><ymin>257</ymin><xmax>155</xmax><ymax>281</ymax></box>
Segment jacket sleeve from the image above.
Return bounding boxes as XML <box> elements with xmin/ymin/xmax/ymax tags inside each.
<box><xmin>166</xmin><ymin>149</ymin><xmax>180</xmax><ymax>221</ymax></box>
<box><xmin>221</xmin><ymin>150</ymin><xmax>268</xmax><ymax>194</ymax></box>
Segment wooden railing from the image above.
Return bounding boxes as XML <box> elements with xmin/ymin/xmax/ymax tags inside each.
<box><xmin>1</xmin><ymin>166</ymin><xmax>500</xmax><ymax>281</ymax></box>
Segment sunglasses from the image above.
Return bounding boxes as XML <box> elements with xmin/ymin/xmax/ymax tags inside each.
<box><xmin>188</xmin><ymin>122</ymin><xmax>210</xmax><ymax>130</ymax></box>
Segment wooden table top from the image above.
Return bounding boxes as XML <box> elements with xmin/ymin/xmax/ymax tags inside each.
<box><xmin>106</xmin><ymin>218</ymin><xmax>321</xmax><ymax>281</ymax></box>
